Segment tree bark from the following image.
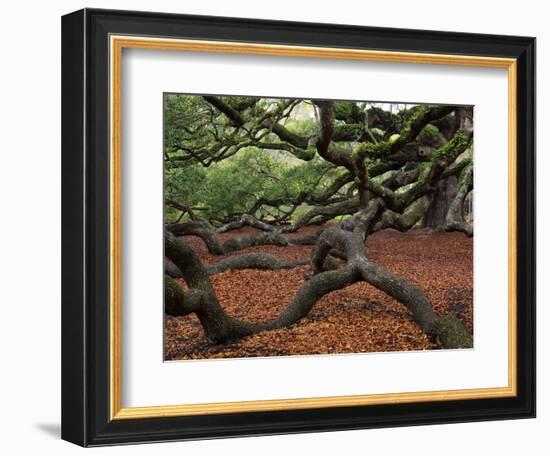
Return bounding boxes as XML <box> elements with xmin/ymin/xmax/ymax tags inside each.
<box><xmin>423</xmin><ymin>176</ymin><xmax>458</xmax><ymax>229</ymax></box>
<box><xmin>165</xmin><ymin>221</ymin><xmax>224</xmax><ymax>255</ymax></box>
<box><xmin>445</xmin><ymin>162</ymin><xmax>474</xmax><ymax>237</ymax></box>
<box><xmin>310</xmin><ymin>228</ymin><xmax>472</xmax><ymax>346</ymax></box>
<box><xmin>165</xmin><ymin>229</ymin><xmax>472</xmax><ymax>349</ymax></box>
<box><xmin>165</xmin><ymin>231</ymin><xmax>356</xmax><ymax>342</ymax></box>
<box><xmin>166</xmin><ymin>218</ymin><xmax>321</xmax><ymax>256</ymax></box>
<box><xmin>166</xmin><ymin>253</ymin><xmax>309</xmax><ymax>277</ymax></box>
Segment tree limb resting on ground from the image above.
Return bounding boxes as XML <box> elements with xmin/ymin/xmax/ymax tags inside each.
<box><xmin>165</xmin><ymin>253</ymin><xmax>309</xmax><ymax>278</ymax></box>
<box><xmin>165</xmin><ymin>230</ymin><xmax>472</xmax><ymax>349</ymax></box>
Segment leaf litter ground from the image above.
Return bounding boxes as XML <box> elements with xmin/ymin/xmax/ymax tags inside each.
<box><xmin>165</xmin><ymin>226</ymin><xmax>473</xmax><ymax>360</ymax></box>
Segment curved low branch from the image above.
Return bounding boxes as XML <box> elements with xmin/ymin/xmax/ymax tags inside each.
<box><xmin>215</xmin><ymin>214</ymin><xmax>279</xmax><ymax>233</ymax></box>
<box><xmin>166</xmin><ymin>253</ymin><xmax>309</xmax><ymax>277</ymax></box>
<box><xmin>165</xmin><ymin>221</ymin><xmax>224</xmax><ymax>255</ymax></box>
<box><xmin>311</xmin><ymin>228</ymin><xmax>472</xmax><ymax>347</ymax></box>
<box><xmin>221</xmin><ymin>231</ymin><xmax>290</xmax><ymax>252</ymax></box>
<box><xmin>165</xmin><ymin>275</ymin><xmax>204</xmax><ymax>316</ymax></box>
<box><xmin>165</xmin><ymin>231</ymin><xmax>357</xmax><ymax>342</ymax></box>
<box><xmin>165</xmin><ymin>229</ymin><xmax>472</xmax><ymax>349</ymax></box>
<box><xmin>207</xmin><ymin>254</ymin><xmax>309</xmax><ymax>275</ymax></box>
<box><xmin>222</xmin><ymin>230</ymin><xmax>320</xmax><ymax>252</ymax></box>
<box><xmin>289</xmin><ymin>198</ymin><xmax>360</xmax><ymax>232</ymax></box>
<box><xmin>167</xmin><ymin>211</ymin><xmax>322</xmax><ymax>255</ymax></box>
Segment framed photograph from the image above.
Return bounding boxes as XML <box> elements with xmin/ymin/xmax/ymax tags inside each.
<box><xmin>61</xmin><ymin>8</ymin><xmax>535</xmax><ymax>446</ymax></box>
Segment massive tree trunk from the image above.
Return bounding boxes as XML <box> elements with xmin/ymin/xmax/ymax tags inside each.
<box><xmin>165</xmin><ymin>230</ymin><xmax>472</xmax><ymax>349</ymax></box>
<box><xmin>445</xmin><ymin>162</ymin><xmax>474</xmax><ymax>237</ymax></box>
<box><xmin>423</xmin><ymin>176</ymin><xmax>458</xmax><ymax>229</ymax></box>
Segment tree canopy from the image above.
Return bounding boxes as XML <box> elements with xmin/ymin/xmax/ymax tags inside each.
<box><xmin>164</xmin><ymin>95</ymin><xmax>473</xmax><ymax>235</ymax></box>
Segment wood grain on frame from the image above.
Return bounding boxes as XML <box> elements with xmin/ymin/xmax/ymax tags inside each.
<box><xmin>109</xmin><ymin>35</ymin><xmax>518</xmax><ymax>421</ymax></box>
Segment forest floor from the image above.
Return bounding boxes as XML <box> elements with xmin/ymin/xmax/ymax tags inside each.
<box><xmin>165</xmin><ymin>225</ymin><xmax>473</xmax><ymax>360</ymax></box>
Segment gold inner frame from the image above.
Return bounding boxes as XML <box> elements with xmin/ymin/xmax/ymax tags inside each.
<box><xmin>109</xmin><ymin>35</ymin><xmax>518</xmax><ymax>420</ymax></box>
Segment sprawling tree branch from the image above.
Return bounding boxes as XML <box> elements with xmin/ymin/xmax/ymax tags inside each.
<box><xmin>166</xmin><ymin>253</ymin><xmax>309</xmax><ymax>278</ymax></box>
<box><xmin>165</xmin><ymin>229</ymin><xmax>472</xmax><ymax>348</ymax></box>
<box><xmin>165</xmin><ymin>217</ymin><xmax>321</xmax><ymax>256</ymax></box>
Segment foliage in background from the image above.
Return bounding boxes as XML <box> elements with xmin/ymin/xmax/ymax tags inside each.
<box><xmin>163</xmin><ymin>94</ymin><xmax>473</xmax><ymax>233</ymax></box>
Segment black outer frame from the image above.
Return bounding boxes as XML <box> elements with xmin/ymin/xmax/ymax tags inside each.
<box><xmin>61</xmin><ymin>8</ymin><xmax>536</xmax><ymax>447</ymax></box>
